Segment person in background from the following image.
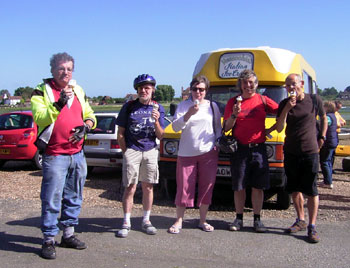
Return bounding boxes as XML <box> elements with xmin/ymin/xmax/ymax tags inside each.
<box><xmin>334</xmin><ymin>100</ymin><xmax>346</xmax><ymax>131</ymax></box>
<box><xmin>31</xmin><ymin>52</ymin><xmax>96</xmax><ymax>259</ymax></box>
<box><xmin>168</xmin><ymin>75</ymin><xmax>221</xmax><ymax>234</ymax></box>
<box><xmin>319</xmin><ymin>101</ymin><xmax>338</xmax><ymax>189</ymax></box>
<box><xmin>116</xmin><ymin>74</ymin><xmax>165</xmax><ymax>238</ymax></box>
<box><xmin>275</xmin><ymin>73</ymin><xmax>327</xmax><ymax>243</ymax></box>
<box><xmin>223</xmin><ymin>70</ymin><xmax>278</xmax><ymax>233</ymax></box>
<box><xmin>332</xmin><ymin>100</ymin><xmax>346</xmax><ymax>173</ymax></box>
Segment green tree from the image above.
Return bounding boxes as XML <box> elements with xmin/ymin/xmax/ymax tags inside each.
<box><xmin>156</xmin><ymin>85</ymin><xmax>175</xmax><ymax>101</ymax></box>
<box><xmin>0</xmin><ymin>89</ymin><xmax>11</xmax><ymax>98</ymax></box>
<box><xmin>154</xmin><ymin>88</ymin><xmax>164</xmax><ymax>101</ymax></box>
<box><xmin>322</xmin><ymin>87</ymin><xmax>338</xmax><ymax>96</ymax></box>
<box><xmin>14</xmin><ymin>86</ymin><xmax>34</xmax><ymax>100</ymax></box>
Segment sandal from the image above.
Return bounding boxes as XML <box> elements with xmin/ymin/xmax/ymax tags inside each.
<box><xmin>168</xmin><ymin>225</ymin><xmax>182</xmax><ymax>234</ymax></box>
<box><xmin>198</xmin><ymin>222</ymin><xmax>214</xmax><ymax>232</ymax></box>
<box><xmin>117</xmin><ymin>224</ymin><xmax>131</xmax><ymax>238</ymax></box>
<box><xmin>142</xmin><ymin>222</ymin><xmax>157</xmax><ymax>235</ymax></box>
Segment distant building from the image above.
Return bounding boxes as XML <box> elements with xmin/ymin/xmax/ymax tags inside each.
<box><xmin>124</xmin><ymin>93</ymin><xmax>138</xmax><ymax>102</ymax></box>
<box><xmin>181</xmin><ymin>87</ymin><xmax>190</xmax><ymax>100</ymax></box>
<box><xmin>3</xmin><ymin>96</ymin><xmax>22</xmax><ymax>106</ymax></box>
<box><xmin>338</xmin><ymin>87</ymin><xmax>350</xmax><ymax>100</ymax></box>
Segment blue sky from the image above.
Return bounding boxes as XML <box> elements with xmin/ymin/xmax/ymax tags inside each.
<box><xmin>1</xmin><ymin>0</ymin><xmax>349</xmax><ymax>98</ymax></box>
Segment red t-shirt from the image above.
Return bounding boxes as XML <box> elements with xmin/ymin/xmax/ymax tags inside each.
<box><xmin>46</xmin><ymin>80</ymin><xmax>84</xmax><ymax>155</ymax></box>
<box><xmin>223</xmin><ymin>94</ymin><xmax>278</xmax><ymax>144</ymax></box>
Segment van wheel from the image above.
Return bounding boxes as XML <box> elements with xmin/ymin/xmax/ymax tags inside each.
<box><xmin>164</xmin><ymin>179</ymin><xmax>176</xmax><ymax>201</ymax></box>
<box><xmin>277</xmin><ymin>190</ymin><xmax>291</xmax><ymax>210</ymax></box>
<box><xmin>32</xmin><ymin>151</ymin><xmax>43</xmax><ymax>170</ymax></box>
<box><xmin>342</xmin><ymin>157</ymin><xmax>350</xmax><ymax>171</ymax></box>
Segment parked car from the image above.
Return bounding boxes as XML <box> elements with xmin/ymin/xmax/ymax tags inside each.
<box><xmin>84</xmin><ymin>112</ymin><xmax>122</xmax><ymax>173</ymax></box>
<box><xmin>0</xmin><ymin>111</ymin><xmax>42</xmax><ymax>169</ymax></box>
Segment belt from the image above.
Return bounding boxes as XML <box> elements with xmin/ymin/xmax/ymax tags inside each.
<box><xmin>239</xmin><ymin>142</ymin><xmax>263</xmax><ymax>148</ymax></box>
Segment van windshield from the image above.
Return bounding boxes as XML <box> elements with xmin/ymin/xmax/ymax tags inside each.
<box><xmin>259</xmin><ymin>86</ymin><xmax>288</xmax><ymax>105</ymax></box>
<box><xmin>206</xmin><ymin>86</ymin><xmax>287</xmax><ymax>116</ymax></box>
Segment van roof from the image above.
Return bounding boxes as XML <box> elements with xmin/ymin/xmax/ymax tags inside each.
<box><xmin>193</xmin><ymin>46</ymin><xmax>315</xmax><ymax>86</ymax></box>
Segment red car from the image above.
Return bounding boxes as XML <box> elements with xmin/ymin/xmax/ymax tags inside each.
<box><xmin>0</xmin><ymin>111</ymin><xmax>42</xmax><ymax>169</ymax></box>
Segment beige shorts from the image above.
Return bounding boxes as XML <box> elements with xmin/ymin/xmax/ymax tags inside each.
<box><xmin>122</xmin><ymin>148</ymin><xmax>159</xmax><ymax>187</ymax></box>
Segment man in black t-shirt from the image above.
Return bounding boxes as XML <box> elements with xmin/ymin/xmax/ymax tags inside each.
<box><xmin>276</xmin><ymin>73</ymin><xmax>327</xmax><ymax>243</ymax></box>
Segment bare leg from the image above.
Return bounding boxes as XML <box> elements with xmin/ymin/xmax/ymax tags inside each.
<box><xmin>199</xmin><ymin>204</ymin><xmax>210</xmax><ymax>225</ymax></box>
<box><xmin>141</xmin><ymin>182</ymin><xmax>154</xmax><ymax>213</ymax></box>
<box><xmin>307</xmin><ymin>195</ymin><xmax>319</xmax><ymax>225</ymax></box>
<box><xmin>234</xmin><ymin>189</ymin><xmax>246</xmax><ymax>214</ymax></box>
<box><xmin>122</xmin><ymin>184</ymin><xmax>137</xmax><ymax>215</ymax></box>
<box><xmin>251</xmin><ymin>188</ymin><xmax>264</xmax><ymax>215</ymax></box>
<box><xmin>292</xmin><ymin>192</ymin><xmax>305</xmax><ymax>220</ymax></box>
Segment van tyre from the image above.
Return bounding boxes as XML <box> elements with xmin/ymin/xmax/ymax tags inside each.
<box><xmin>342</xmin><ymin>157</ymin><xmax>350</xmax><ymax>172</ymax></box>
<box><xmin>277</xmin><ymin>190</ymin><xmax>291</xmax><ymax>210</ymax></box>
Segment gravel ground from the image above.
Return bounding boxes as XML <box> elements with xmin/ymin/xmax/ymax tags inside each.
<box><xmin>0</xmin><ymin>139</ymin><xmax>349</xmax><ymax>223</ymax></box>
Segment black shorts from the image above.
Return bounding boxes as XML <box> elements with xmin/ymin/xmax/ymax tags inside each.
<box><xmin>230</xmin><ymin>143</ymin><xmax>269</xmax><ymax>191</ymax></box>
<box><xmin>284</xmin><ymin>153</ymin><xmax>319</xmax><ymax>196</ymax></box>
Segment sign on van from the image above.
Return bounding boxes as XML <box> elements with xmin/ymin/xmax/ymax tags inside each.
<box><xmin>219</xmin><ymin>53</ymin><xmax>254</xmax><ymax>78</ymax></box>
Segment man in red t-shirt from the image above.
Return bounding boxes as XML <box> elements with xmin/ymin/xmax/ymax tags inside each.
<box><xmin>223</xmin><ymin>70</ymin><xmax>278</xmax><ymax>233</ymax></box>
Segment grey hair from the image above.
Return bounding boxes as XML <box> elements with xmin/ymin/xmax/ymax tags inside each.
<box><xmin>236</xmin><ymin>69</ymin><xmax>258</xmax><ymax>91</ymax></box>
<box><xmin>50</xmin><ymin>52</ymin><xmax>75</xmax><ymax>73</ymax></box>
<box><xmin>286</xmin><ymin>73</ymin><xmax>302</xmax><ymax>83</ymax></box>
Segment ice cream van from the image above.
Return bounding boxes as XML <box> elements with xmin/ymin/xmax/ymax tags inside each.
<box><xmin>159</xmin><ymin>46</ymin><xmax>319</xmax><ymax>209</ymax></box>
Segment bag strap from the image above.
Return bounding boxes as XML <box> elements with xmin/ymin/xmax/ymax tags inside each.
<box><xmin>210</xmin><ymin>101</ymin><xmax>216</xmax><ymax>136</ymax></box>
<box><xmin>259</xmin><ymin>94</ymin><xmax>267</xmax><ymax>112</ymax></box>
<box><xmin>311</xmin><ymin>94</ymin><xmax>320</xmax><ymax>117</ymax></box>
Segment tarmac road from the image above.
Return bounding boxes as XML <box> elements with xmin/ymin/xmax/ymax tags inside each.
<box><xmin>1</xmin><ymin>198</ymin><xmax>350</xmax><ymax>268</ymax></box>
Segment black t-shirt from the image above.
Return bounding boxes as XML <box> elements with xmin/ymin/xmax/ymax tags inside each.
<box><xmin>277</xmin><ymin>94</ymin><xmax>325</xmax><ymax>155</ymax></box>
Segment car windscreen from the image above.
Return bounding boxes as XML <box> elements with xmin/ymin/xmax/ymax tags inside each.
<box><xmin>0</xmin><ymin>114</ymin><xmax>33</xmax><ymax>130</ymax></box>
<box><xmin>91</xmin><ymin>116</ymin><xmax>116</xmax><ymax>134</ymax></box>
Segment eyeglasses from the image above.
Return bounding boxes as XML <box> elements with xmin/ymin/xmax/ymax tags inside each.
<box><xmin>56</xmin><ymin>67</ymin><xmax>73</xmax><ymax>73</ymax></box>
<box><xmin>191</xmin><ymin>87</ymin><xmax>206</xmax><ymax>92</ymax></box>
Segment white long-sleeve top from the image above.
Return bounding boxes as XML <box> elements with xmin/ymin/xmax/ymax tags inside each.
<box><xmin>172</xmin><ymin>98</ymin><xmax>222</xmax><ymax>157</ymax></box>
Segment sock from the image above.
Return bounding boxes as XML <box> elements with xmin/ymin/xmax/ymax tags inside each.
<box><xmin>254</xmin><ymin>214</ymin><xmax>261</xmax><ymax>222</ymax></box>
<box><xmin>123</xmin><ymin>213</ymin><xmax>131</xmax><ymax>226</ymax></box>
<box><xmin>63</xmin><ymin>226</ymin><xmax>74</xmax><ymax>239</ymax></box>
<box><xmin>236</xmin><ymin>214</ymin><xmax>243</xmax><ymax>220</ymax></box>
<box><xmin>43</xmin><ymin>236</ymin><xmax>55</xmax><ymax>244</ymax></box>
<box><xmin>143</xmin><ymin>210</ymin><xmax>151</xmax><ymax>223</ymax></box>
<box><xmin>308</xmin><ymin>224</ymin><xmax>316</xmax><ymax>230</ymax></box>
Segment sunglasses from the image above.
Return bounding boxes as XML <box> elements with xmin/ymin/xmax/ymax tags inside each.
<box><xmin>191</xmin><ymin>87</ymin><xmax>206</xmax><ymax>92</ymax></box>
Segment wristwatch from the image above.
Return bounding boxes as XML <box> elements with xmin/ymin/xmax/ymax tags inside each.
<box><xmin>231</xmin><ymin>113</ymin><xmax>237</xmax><ymax>119</ymax></box>
<box><xmin>318</xmin><ymin>135</ymin><xmax>326</xmax><ymax>141</ymax></box>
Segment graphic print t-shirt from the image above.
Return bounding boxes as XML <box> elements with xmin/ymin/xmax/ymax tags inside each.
<box><xmin>116</xmin><ymin>100</ymin><xmax>165</xmax><ymax>151</ymax></box>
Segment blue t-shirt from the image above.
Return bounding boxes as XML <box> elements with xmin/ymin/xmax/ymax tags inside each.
<box><xmin>116</xmin><ymin>100</ymin><xmax>165</xmax><ymax>151</ymax></box>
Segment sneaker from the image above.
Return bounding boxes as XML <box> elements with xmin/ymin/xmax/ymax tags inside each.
<box><xmin>41</xmin><ymin>241</ymin><xmax>56</xmax><ymax>259</ymax></box>
<box><xmin>60</xmin><ymin>235</ymin><xmax>87</xmax><ymax>249</ymax></box>
<box><xmin>117</xmin><ymin>224</ymin><xmax>131</xmax><ymax>238</ymax></box>
<box><xmin>286</xmin><ymin>219</ymin><xmax>307</xmax><ymax>233</ymax></box>
<box><xmin>228</xmin><ymin>218</ymin><xmax>243</xmax><ymax>231</ymax></box>
<box><xmin>254</xmin><ymin>220</ymin><xmax>267</xmax><ymax>233</ymax></box>
<box><xmin>142</xmin><ymin>221</ymin><xmax>157</xmax><ymax>235</ymax></box>
<box><xmin>308</xmin><ymin>227</ymin><xmax>320</xmax><ymax>243</ymax></box>
<box><xmin>319</xmin><ymin>182</ymin><xmax>333</xmax><ymax>189</ymax></box>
